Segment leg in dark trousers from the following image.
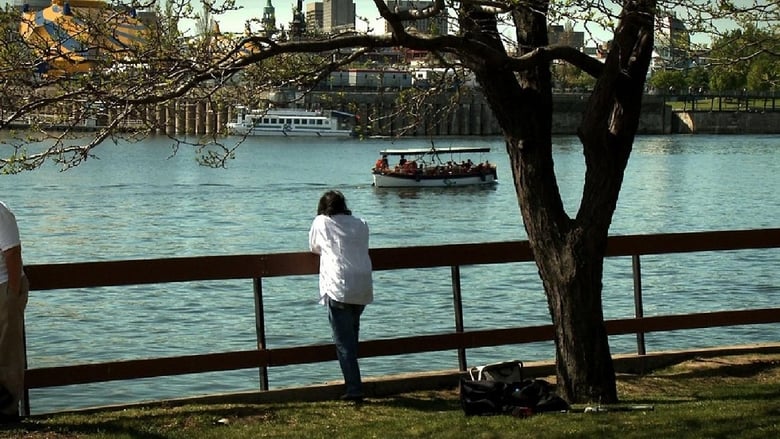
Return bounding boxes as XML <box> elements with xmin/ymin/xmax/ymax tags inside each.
<box><xmin>328</xmin><ymin>299</ymin><xmax>365</xmax><ymax>399</ymax></box>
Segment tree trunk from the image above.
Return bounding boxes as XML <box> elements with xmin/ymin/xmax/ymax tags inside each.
<box><xmin>459</xmin><ymin>0</ymin><xmax>655</xmax><ymax>404</ymax></box>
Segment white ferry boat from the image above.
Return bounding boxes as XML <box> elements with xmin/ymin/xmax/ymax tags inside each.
<box><xmin>227</xmin><ymin>106</ymin><xmax>357</xmax><ymax>137</ymax></box>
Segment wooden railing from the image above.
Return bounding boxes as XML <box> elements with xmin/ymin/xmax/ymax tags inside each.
<box><xmin>21</xmin><ymin>228</ymin><xmax>780</xmax><ymax>413</ymax></box>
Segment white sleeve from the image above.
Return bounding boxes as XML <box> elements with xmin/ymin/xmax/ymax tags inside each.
<box><xmin>0</xmin><ymin>204</ymin><xmax>21</xmax><ymax>252</ymax></box>
<box><xmin>308</xmin><ymin>217</ymin><xmax>322</xmax><ymax>254</ymax></box>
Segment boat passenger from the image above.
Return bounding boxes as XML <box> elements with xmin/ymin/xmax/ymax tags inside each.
<box><xmin>398</xmin><ymin>155</ymin><xmax>407</xmax><ymax>167</ymax></box>
<box><xmin>374</xmin><ymin>155</ymin><xmax>389</xmax><ymax>171</ymax></box>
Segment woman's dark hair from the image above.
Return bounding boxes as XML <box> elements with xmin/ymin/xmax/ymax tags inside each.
<box><xmin>317</xmin><ymin>190</ymin><xmax>351</xmax><ymax>216</ymax></box>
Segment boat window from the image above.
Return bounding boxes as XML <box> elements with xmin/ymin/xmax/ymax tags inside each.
<box><xmin>301</xmin><ymin>119</ymin><xmax>307</xmax><ymax>125</ymax></box>
<box><xmin>286</xmin><ymin>119</ymin><xmax>292</xmax><ymax>124</ymax></box>
<box><xmin>294</xmin><ymin>119</ymin><xmax>300</xmax><ymax>124</ymax></box>
<box><xmin>262</xmin><ymin>118</ymin><xmax>269</xmax><ymax>124</ymax></box>
<box><xmin>316</xmin><ymin>120</ymin><xmax>323</xmax><ymax>125</ymax></box>
<box><xmin>270</xmin><ymin>118</ymin><xmax>277</xmax><ymax>124</ymax></box>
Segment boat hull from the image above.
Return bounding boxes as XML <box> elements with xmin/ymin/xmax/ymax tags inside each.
<box><xmin>227</xmin><ymin>107</ymin><xmax>357</xmax><ymax>137</ymax></box>
<box><xmin>372</xmin><ymin>171</ymin><xmax>498</xmax><ymax>188</ymax></box>
<box><xmin>226</xmin><ymin>124</ymin><xmax>353</xmax><ymax>137</ymax></box>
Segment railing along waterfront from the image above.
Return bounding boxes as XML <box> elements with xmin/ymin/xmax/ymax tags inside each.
<box><xmin>21</xmin><ymin>228</ymin><xmax>780</xmax><ymax>414</ymax></box>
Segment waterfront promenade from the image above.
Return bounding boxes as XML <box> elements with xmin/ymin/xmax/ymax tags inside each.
<box><xmin>5</xmin><ymin>134</ymin><xmax>777</xmax><ymax>414</ymax></box>
<box><xmin>21</xmin><ymin>229</ymin><xmax>780</xmax><ymax>415</ymax></box>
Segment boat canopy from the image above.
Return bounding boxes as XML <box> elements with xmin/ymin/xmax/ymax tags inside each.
<box><xmin>379</xmin><ymin>146</ymin><xmax>491</xmax><ymax>155</ymax></box>
<box><xmin>331</xmin><ymin>110</ymin><xmax>357</xmax><ymax>118</ymax></box>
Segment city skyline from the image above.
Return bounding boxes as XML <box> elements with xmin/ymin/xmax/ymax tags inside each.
<box><xmin>209</xmin><ymin>0</ymin><xmax>379</xmax><ymax>34</ymax></box>
<box><xmin>2</xmin><ymin>0</ymin><xmax>728</xmax><ymax>45</ymax></box>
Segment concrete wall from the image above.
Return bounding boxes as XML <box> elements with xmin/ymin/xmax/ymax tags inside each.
<box><xmin>21</xmin><ymin>91</ymin><xmax>778</xmax><ymax>136</ymax></box>
<box><xmin>551</xmin><ymin>95</ymin><xmax>671</xmax><ymax>135</ymax></box>
<box><xmin>305</xmin><ymin>91</ymin><xmax>674</xmax><ymax>137</ymax></box>
<box><xmin>673</xmin><ymin>111</ymin><xmax>780</xmax><ymax>134</ymax></box>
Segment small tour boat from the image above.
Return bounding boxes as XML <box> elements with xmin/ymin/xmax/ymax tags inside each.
<box><xmin>226</xmin><ymin>106</ymin><xmax>357</xmax><ymax>137</ymax></box>
<box><xmin>372</xmin><ymin>146</ymin><xmax>498</xmax><ymax>188</ymax></box>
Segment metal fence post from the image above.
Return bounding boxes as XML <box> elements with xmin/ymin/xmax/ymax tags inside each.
<box><xmin>451</xmin><ymin>265</ymin><xmax>467</xmax><ymax>371</ymax></box>
<box><xmin>632</xmin><ymin>255</ymin><xmax>646</xmax><ymax>355</ymax></box>
<box><xmin>253</xmin><ymin>277</ymin><xmax>269</xmax><ymax>390</ymax></box>
<box><xmin>22</xmin><ymin>319</ymin><xmax>30</xmax><ymax>416</ymax></box>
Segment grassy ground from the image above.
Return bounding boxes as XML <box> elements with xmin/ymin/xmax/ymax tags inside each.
<box><xmin>2</xmin><ymin>353</ymin><xmax>779</xmax><ymax>439</ymax></box>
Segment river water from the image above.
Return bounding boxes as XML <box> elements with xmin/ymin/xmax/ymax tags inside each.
<box><xmin>1</xmin><ymin>133</ymin><xmax>778</xmax><ymax>414</ymax></box>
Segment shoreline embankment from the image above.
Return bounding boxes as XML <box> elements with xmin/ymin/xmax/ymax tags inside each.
<box><xmin>6</xmin><ymin>92</ymin><xmax>779</xmax><ymax>136</ymax></box>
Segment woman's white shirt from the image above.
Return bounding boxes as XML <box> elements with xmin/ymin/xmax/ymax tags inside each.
<box><xmin>309</xmin><ymin>214</ymin><xmax>373</xmax><ymax>306</ymax></box>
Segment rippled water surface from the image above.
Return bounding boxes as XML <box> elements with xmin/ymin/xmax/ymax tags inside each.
<box><xmin>1</xmin><ymin>134</ymin><xmax>778</xmax><ymax>413</ymax></box>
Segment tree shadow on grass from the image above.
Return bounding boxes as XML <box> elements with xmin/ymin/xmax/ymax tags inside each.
<box><xmin>2</xmin><ymin>404</ymin><xmax>285</xmax><ymax>439</ymax></box>
<box><xmin>371</xmin><ymin>390</ymin><xmax>461</xmax><ymax>412</ymax></box>
<box><xmin>2</xmin><ymin>418</ymin><xmax>169</xmax><ymax>439</ymax></box>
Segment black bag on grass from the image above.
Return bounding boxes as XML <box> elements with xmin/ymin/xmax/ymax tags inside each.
<box><xmin>509</xmin><ymin>379</ymin><xmax>571</xmax><ymax>413</ymax></box>
<box><xmin>459</xmin><ymin>379</ymin><xmax>511</xmax><ymax>415</ymax></box>
<box><xmin>461</xmin><ymin>378</ymin><xmax>570</xmax><ymax>416</ymax></box>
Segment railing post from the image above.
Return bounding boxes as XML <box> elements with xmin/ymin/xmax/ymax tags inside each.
<box><xmin>631</xmin><ymin>255</ymin><xmax>646</xmax><ymax>355</ymax></box>
<box><xmin>451</xmin><ymin>265</ymin><xmax>467</xmax><ymax>371</ymax></box>
<box><xmin>253</xmin><ymin>277</ymin><xmax>269</xmax><ymax>390</ymax></box>
<box><xmin>22</xmin><ymin>319</ymin><xmax>30</xmax><ymax>416</ymax></box>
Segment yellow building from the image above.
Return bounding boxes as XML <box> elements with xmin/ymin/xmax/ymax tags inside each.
<box><xmin>18</xmin><ymin>0</ymin><xmax>147</xmax><ymax>75</ymax></box>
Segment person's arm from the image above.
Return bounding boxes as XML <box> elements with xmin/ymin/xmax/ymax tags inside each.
<box><xmin>3</xmin><ymin>245</ymin><xmax>22</xmax><ymax>295</ymax></box>
<box><xmin>309</xmin><ymin>219</ymin><xmax>322</xmax><ymax>255</ymax></box>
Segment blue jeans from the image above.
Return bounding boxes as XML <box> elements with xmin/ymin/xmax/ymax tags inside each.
<box><xmin>327</xmin><ymin>298</ymin><xmax>365</xmax><ymax>397</ymax></box>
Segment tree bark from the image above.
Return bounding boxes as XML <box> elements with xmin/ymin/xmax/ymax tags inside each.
<box><xmin>458</xmin><ymin>1</ymin><xmax>655</xmax><ymax>404</ymax></box>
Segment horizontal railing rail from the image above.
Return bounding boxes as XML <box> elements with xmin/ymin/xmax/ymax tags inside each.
<box><xmin>21</xmin><ymin>228</ymin><xmax>780</xmax><ymax>412</ymax></box>
<box><xmin>26</xmin><ymin>229</ymin><xmax>778</xmax><ymax>291</ymax></box>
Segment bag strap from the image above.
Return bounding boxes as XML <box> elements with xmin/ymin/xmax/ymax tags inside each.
<box><xmin>468</xmin><ymin>365</ymin><xmax>486</xmax><ymax>381</ymax></box>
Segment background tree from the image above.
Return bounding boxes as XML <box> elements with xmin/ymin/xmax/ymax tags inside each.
<box><xmin>685</xmin><ymin>65</ymin><xmax>710</xmax><ymax>92</ymax></box>
<box><xmin>647</xmin><ymin>69</ymin><xmax>686</xmax><ymax>93</ymax></box>
<box><xmin>708</xmin><ymin>24</ymin><xmax>780</xmax><ymax>92</ymax></box>
<box><xmin>1</xmin><ymin>0</ymin><xmax>778</xmax><ymax>404</ymax></box>
<box><xmin>747</xmin><ymin>55</ymin><xmax>779</xmax><ymax>91</ymax></box>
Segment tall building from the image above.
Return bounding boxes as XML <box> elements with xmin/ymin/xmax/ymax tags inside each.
<box><xmin>654</xmin><ymin>13</ymin><xmax>691</xmax><ymax>70</ymax></box>
<box><xmin>548</xmin><ymin>24</ymin><xmax>584</xmax><ymax>50</ymax></box>
<box><xmin>306</xmin><ymin>2</ymin><xmax>324</xmax><ymax>33</ymax></box>
<box><xmin>383</xmin><ymin>1</ymin><xmax>448</xmax><ymax>35</ymax></box>
<box><xmin>322</xmin><ymin>0</ymin><xmax>355</xmax><ymax>33</ymax></box>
